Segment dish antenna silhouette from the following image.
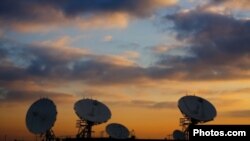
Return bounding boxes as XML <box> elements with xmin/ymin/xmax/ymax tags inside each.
<box><xmin>26</xmin><ymin>98</ymin><xmax>57</xmax><ymax>141</ymax></box>
<box><xmin>177</xmin><ymin>95</ymin><xmax>217</xmax><ymax>140</ymax></box>
<box><xmin>173</xmin><ymin>130</ymin><xmax>185</xmax><ymax>140</ymax></box>
<box><xmin>106</xmin><ymin>123</ymin><xmax>130</xmax><ymax>139</ymax></box>
<box><xmin>178</xmin><ymin>95</ymin><xmax>216</xmax><ymax>123</ymax></box>
<box><xmin>74</xmin><ymin>98</ymin><xmax>111</xmax><ymax>138</ymax></box>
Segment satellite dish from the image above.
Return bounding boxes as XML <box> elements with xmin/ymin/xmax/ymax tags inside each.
<box><xmin>74</xmin><ymin>99</ymin><xmax>111</xmax><ymax>123</ymax></box>
<box><xmin>74</xmin><ymin>99</ymin><xmax>111</xmax><ymax>138</ymax></box>
<box><xmin>106</xmin><ymin>123</ymin><xmax>130</xmax><ymax>139</ymax></box>
<box><xmin>26</xmin><ymin>98</ymin><xmax>57</xmax><ymax>134</ymax></box>
<box><xmin>173</xmin><ymin>130</ymin><xmax>185</xmax><ymax>140</ymax></box>
<box><xmin>178</xmin><ymin>96</ymin><xmax>216</xmax><ymax>122</ymax></box>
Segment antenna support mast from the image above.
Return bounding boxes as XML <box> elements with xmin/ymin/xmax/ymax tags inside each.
<box><xmin>76</xmin><ymin>120</ymin><xmax>94</xmax><ymax>138</ymax></box>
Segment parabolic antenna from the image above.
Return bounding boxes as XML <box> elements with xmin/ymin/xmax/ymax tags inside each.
<box><xmin>26</xmin><ymin>98</ymin><xmax>57</xmax><ymax>134</ymax></box>
<box><xmin>173</xmin><ymin>130</ymin><xmax>185</xmax><ymax>140</ymax></box>
<box><xmin>74</xmin><ymin>99</ymin><xmax>111</xmax><ymax>123</ymax></box>
<box><xmin>106</xmin><ymin>123</ymin><xmax>130</xmax><ymax>139</ymax></box>
<box><xmin>178</xmin><ymin>96</ymin><xmax>216</xmax><ymax>122</ymax></box>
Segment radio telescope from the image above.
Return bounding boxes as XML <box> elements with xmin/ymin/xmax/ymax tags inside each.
<box><xmin>106</xmin><ymin>123</ymin><xmax>130</xmax><ymax>139</ymax></box>
<box><xmin>74</xmin><ymin>98</ymin><xmax>111</xmax><ymax>138</ymax></box>
<box><xmin>178</xmin><ymin>95</ymin><xmax>217</xmax><ymax>139</ymax></box>
<box><xmin>26</xmin><ymin>98</ymin><xmax>57</xmax><ymax>141</ymax></box>
<box><xmin>178</xmin><ymin>95</ymin><xmax>216</xmax><ymax>123</ymax></box>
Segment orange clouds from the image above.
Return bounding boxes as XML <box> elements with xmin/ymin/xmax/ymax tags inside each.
<box><xmin>0</xmin><ymin>0</ymin><xmax>177</xmax><ymax>32</ymax></box>
<box><xmin>122</xmin><ymin>51</ymin><xmax>140</xmax><ymax>59</ymax></box>
<box><xmin>221</xmin><ymin>0</ymin><xmax>250</xmax><ymax>10</ymax></box>
<box><xmin>205</xmin><ymin>0</ymin><xmax>250</xmax><ymax>15</ymax></box>
<box><xmin>77</xmin><ymin>13</ymin><xmax>129</xmax><ymax>30</ymax></box>
<box><xmin>6</xmin><ymin>12</ymin><xmax>129</xmax><ymax>32</ymax></box>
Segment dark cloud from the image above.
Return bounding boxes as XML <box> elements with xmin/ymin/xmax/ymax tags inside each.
<box><xmin>1</xmin><ymin>8</ymin><xmax>250</xmax><ymax>84</ymax></box>
<box><xmin>0</xmin><ymin>38</ymin><xmax>72</xmax><ymax>81</ymax></box>
<box><xmin>156</xmin><ymin>10</ymin><xmax>250</xmax><ymax>80</ymax></box>
<box><xmin>58</xmin><ymin>0</ymin><xmax>173</xmax><ymax>17</ymax></box>
<box><xmin>1</xmin><ymin>2</ymin><xmax>249</xmax><ymax>83</ymax></box>
<box><xmin>209</xmin><ymin>0</ymin><xmax>250</xmax><ymax>10</ymax></box>
<box><xmin>71</xmin><ymin>60</ymin><xmax>145</xmax><ymax>84</ymax></box>
<box><xmin>224</xmin><ymin>110</ymin><xmax>250</xmax><ymax>118</ymax></box>
<box><xmin>1</xmin><ymin>24</ymin><xmax>250</xmax><ymax>86</ymax></box>
<box><xmin>0</xmin><ymin>0</ymin><xmax>176</xmax><ymax>29</ymax></box>
<box><xmin>0</xmin><ymin>88</ymin><xmax>75</xmax><ymax>106</ymax></box>
<box><xmin>0</xmin><ymin>37</ymin><xmax>147</xmax><ymax>84</ymax></box>
<box><xmin>0</xmin><ymin>87</ymin><xmax>8</xmax><ymax>99</ymax></box>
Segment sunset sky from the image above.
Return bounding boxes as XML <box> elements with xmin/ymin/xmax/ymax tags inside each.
<box><xmin>0</xmin><ymin>0</ymin><xmax>250</xmax><ymax>140</ymax></box>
